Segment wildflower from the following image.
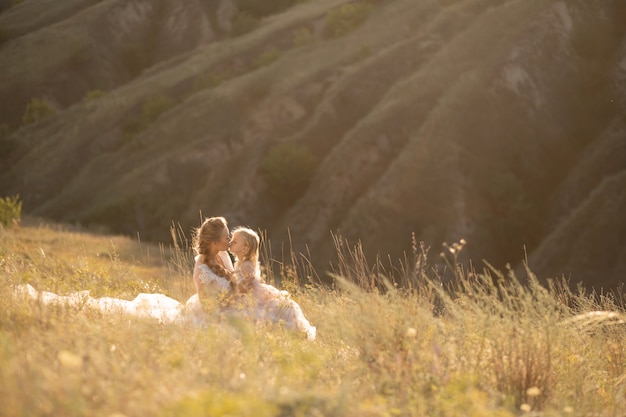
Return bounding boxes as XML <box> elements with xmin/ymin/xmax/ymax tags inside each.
<box><xmin>406</xmin><ymin>327</ymin><xmax>417</xmax><ymax>338</ymax></box>
<box><xmin>57</xmin><ymin>350</ymin><xmax>82</xmax><ymax>369</ymax></box>
<box><xmin>526</xmin><ymin>386</ymin><xmax>541</xmax><ymax>397</ymax></box>
<box><xmin>520</xmin><ymin>403</ymin><xmax>531</xmax><ymax>412</ymax></box>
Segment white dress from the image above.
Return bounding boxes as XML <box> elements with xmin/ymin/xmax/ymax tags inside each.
<box><xmin>234</xmin><ymin>261</ymin><xmax>316</xmax><ymax>341</ymax></box>
<box><xmin>183</xmin><ymin>252</ymin><xmax>234</xmax><ymax>326</ymax></box>
<box><xmin>14</xmin><ymin>252</ymin><xmax>316</xmax><ymax>340</ymax></box>
<box><xmin>14</xmin><ymin>252</ymin><xmax>234</xmax><ymax>327</ymax></box>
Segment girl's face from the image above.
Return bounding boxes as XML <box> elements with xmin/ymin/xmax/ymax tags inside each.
<box><xmin>229</xmin><ymin>232</ymin><xmax>248</xmax><ymax>258</ymax></box>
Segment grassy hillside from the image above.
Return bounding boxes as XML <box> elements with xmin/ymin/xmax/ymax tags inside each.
<box><xmin>2</xmin><ymin>219</ymin><xmax>626</xmax><ymax>416</ymax></box>
<box><xmin>1</xmin><ymin>0</ymin><xmax>625</xmax><ymax>291</ymax></box>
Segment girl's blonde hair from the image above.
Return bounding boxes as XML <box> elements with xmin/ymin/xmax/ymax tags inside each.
<box><xmin>232</xmin><ymin>226</ymin><xmax>260</xmax><ymax>265</ymax></box>
<box><xmin>192</xmin><ymin>216</ymin><xmax>232</xmax><ymax>280</ymax></box>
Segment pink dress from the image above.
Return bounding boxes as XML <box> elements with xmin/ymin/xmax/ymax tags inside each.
<box><xmin>235</xmin><ymin>261</ymin><xmax>316</xmax><ymax>340</ymax></box>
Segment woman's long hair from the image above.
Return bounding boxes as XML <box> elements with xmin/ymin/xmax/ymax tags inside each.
<box><xmin>192</xmin><ymin>217</ymin><xmax>233</xmax><ymax>281</ymax></box>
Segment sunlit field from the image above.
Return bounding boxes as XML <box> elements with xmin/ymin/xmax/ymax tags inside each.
<box><xmin>1</xmin><ymin>217</ymin><xmax>625</xmax><ymax>417</ymax></box>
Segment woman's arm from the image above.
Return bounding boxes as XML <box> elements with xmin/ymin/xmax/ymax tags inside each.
<box><xmin>193</xmin><ymin>255</ymin><xmax>205</xmax><ymax>297</ymax></box>
<box><xmin>193</xmin><ymin>265</ymin><xmax>205</xmax><ymax>298</ymax></box>
<box><xmin>218</xmin><ymin>251</ymin><xmax>234</xmax><ymax>272</ymax></box>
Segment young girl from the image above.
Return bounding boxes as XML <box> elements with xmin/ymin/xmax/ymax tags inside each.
<box><xmin>229</xmin><ymin>227</ymin><xmax>316</xmax><ymax>340</ymax></box>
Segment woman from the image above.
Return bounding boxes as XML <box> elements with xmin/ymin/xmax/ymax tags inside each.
<box><xmin>16</xmin><ymin>216</ymin><xmax>244</xmax><ymax>328</ymax></box>
<box><xmin>192</xmin><ymin>216</ymin><xmax>235</xmax><ymax>297</ymax></box>
<box><xmin>183</xmin><ymin>216</ymin><xmax>249</xmax><ymax>325</ymax></box>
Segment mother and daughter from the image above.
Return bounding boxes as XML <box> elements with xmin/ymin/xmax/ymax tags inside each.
<box><xmin>187</xmin><ymin>216</ymin><xmax>316</xmax><ymax>340</ymax></box>
<box><xmin>16</xmin><ymin>216</ymin><xmax>316</xmax><ymax>340</ymax></box>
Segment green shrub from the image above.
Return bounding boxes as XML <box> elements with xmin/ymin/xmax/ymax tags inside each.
<box><xmin>142</xmin><ymin>94</ymin><xmax>175</xmax><ymax>121</ymax></box>
<box><xmin>193</xmin><ymin>72</ymin><xmax>229</xmax><ymax>91</ymax></box>
<box><xmin>260</xmin><ymin>142</ymin><xmax>317</xmax><ymax>204</ymax></box>
<box><xmin>230</xmin><ymin>11</ymin><xmax>259</xmax><ymax>37</ymax></box>
<box><xmin>324</xmin><ymin>3</ymin><xmax>373</xmax><ymax>39</ymax></box>
<box><xmin>0</xmin><ymin>194</ymin><xmax>22</xmax><ymax>227</ymax></box>
<box><xmin>83</xmin><ymin>89</ymin><xmax>106</xmax><ymax>101</ymax></box>
<box><xmin>22</xmin><ymin>98</ymin><xmax>56</xmax><ymax>125</ymax></box>
<box><xmin>123</xmin><ymin>94</ymin><xmax>175</xmax><ymax>135</ymax></box>
<box><xmin>292</xmin><ymin>27</ymin><xmax>315</xmax><ymax>48</ymax></box>
<box><xmin>252</xmin><ymin>46</ymin><xmax>282</xmax><ymax>69</ymax></box>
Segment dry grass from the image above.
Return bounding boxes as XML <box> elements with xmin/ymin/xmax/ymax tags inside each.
<box><xmin>1</xmin><ymin>218</ymin><xmax>625</xmax><ymax>416</ymax></box>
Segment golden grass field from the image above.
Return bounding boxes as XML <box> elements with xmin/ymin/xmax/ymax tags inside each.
<box><xmin>1</xmin><ymin>217</ymin><xmax>625</xmax><ymax>416</ymax></box>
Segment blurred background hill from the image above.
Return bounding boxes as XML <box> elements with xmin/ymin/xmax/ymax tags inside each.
<box><xmin>1</xmin><ymin>0</ymin><xmax>625</xmax><ymax>290</ymax></box>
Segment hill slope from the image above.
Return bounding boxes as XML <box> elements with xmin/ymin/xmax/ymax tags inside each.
<box><xmin>1</xmin><ymin>0</ymin><xmax>625</xmax><ymax>289</ymax></box>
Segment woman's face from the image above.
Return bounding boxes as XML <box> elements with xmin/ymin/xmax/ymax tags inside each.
<box><xmin>214</xmin><ymin>227</ymin><xmax>230</xmax><ymax>252</ymax></box>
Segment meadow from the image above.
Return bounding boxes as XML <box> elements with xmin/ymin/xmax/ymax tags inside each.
<box><xmin>1</xmin><ymin>216</ymin><xmax>625</xmax><ymax>417</ymax></box>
